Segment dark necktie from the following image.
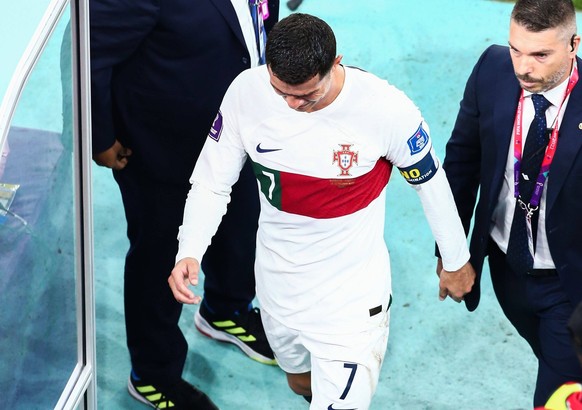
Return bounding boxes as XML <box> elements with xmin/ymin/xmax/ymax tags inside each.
<box><xmin>505</xmin><ymin>94</ymin><xmax>551</xmax><ymax>275</ymax></box>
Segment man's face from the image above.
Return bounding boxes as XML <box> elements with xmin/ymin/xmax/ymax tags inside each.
<box><xmin>508</xmin><ymin>20</ymin><xmax>576</xmax><ymax>93</ymax></box>
<box><xmin>268</xmin><ymin>68</ymin><xmax>334</xmax><ymax>113</ymax></box>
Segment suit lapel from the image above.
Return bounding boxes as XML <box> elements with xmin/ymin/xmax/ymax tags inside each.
<box><xmin>209</xmin><ymin>0</ymin><xmax>247</xmax><ymax>48</ymax></box>
<box><xmin>546</xmin><ymin>61</ymin><xmax>582</xmax><ymax>211</ymax></box>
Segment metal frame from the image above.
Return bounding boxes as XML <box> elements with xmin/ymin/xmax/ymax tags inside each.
<box><xmin>56</xmin><ymin>0</ymin><xmax>96</xmax><ymax>407</ymax></box>
<box><xmin>0</xmin><ymin>0</ymin><xmax>96</xmax><ymax>408</ymax></box>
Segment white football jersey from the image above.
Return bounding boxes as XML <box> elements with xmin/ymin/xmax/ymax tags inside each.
<box><xmin>177</xmin><ymin>65</ymin><xmax>469</xmax><ymax>334</ymax></box>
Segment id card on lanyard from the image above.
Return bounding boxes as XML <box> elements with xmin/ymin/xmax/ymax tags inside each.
<box><xmin>512</xmin><ymin>65</ymin><xmax>579</xmax><ymax>256</ymax></box>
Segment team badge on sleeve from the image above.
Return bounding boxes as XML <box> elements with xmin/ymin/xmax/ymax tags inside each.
<box><xmin>208</xmin><ymin>111</ymin><xmax>223</xmax><ymax>142</ymax></box>
<box><xmin>407</xmin><ymin>122</ymin><xmax>429</xmax><ymax>155</ymax></box>
<box><xmin>398</xmin><ymin>151</ymin><xmax>437</xmax><ymax>185</ymax></box>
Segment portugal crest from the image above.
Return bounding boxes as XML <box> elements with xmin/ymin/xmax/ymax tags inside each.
<box><xmin>332</xmin><ymin>144</ymin><xmax>358</xmax><ymax>176</ymax></box>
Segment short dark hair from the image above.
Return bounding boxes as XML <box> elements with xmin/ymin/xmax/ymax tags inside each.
<box><xmin>265</xmin><ymin>13</ymin><xmax>337</xmax><ymax>85</ymax></box>
<box><xmin>511</xmin><ymin>0</ymin><xmax>576</xmax><ymax>38</ymax></box>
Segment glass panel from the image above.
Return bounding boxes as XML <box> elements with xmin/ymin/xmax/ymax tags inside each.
<box><xmin>0</xmin><ymin>7</ymin><xmax>78</xmax><ymax>408</ymax></box>
<box><xmin>0</xmin><ymin>0</ymin><xmax>55</xmax><ymax>101</ymax></box>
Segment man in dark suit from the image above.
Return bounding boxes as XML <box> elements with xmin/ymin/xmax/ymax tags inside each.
<box><xmin>441</xmin><ymin>0</ymin><xmax>582</xmax><ymax>406</ymax></box>
<box><xmin>90</xmin><ymin>0</ymin><xmax>279</xmax><ymax>407</ymax></box>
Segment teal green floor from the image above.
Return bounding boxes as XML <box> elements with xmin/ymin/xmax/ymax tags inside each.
<box><xmin>91</xmin><ymin>1</ymin><xmax>545</xmax><ymax>409</ymax></box>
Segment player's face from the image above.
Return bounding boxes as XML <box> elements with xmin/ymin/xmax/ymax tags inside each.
<box><xmin>269</xmin><ymin>70</ymin><xmax>333</xmax><ymax>112</ymax></box>
<box><xmin>268</xmin><ymin>56</ymin><xmax>344</xmax><ymax>113</ymax></box>
<box><xmin>509</xmin><ymin>21</ymin><xmax>578</xmax><ymax>93</ymax></box>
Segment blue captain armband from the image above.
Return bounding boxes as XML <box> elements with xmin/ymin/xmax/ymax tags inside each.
<box><xmin>397</xmin><ymin>152</ymin><xmax>438</xmax><ymax>185</ymax></box>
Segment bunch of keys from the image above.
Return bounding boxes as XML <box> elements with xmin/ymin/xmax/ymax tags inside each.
<box><xmin>517</xmin><ymin>196</ymin><xmax>538</xmax><ymax>223</ymax></box>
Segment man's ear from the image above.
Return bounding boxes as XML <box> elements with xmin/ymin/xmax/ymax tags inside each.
<box><xmin>570</xmin><ymin>34</ymin><xmax>580</xmax><ymax>54</ymax></box>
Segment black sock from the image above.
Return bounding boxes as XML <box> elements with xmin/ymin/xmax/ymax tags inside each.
<box><xmin>302</xmin><ymin>395</ymin><xmax>312</xmax><ymax>403</ymax></box>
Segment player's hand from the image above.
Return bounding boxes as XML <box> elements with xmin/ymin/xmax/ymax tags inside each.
<box><xmin>93</xmin><ymin>140</ymin><xmax>132</xmax><ymax>170</ymax></box>
<box><xmin>168</xmin><ymin>257</ymin><xmax>202</xmax><ymax>304</ymax></box>
<box><xmin>437</xmin><ymin>259</ymin><xmax>475</xmax><ymax>303</ymax></box>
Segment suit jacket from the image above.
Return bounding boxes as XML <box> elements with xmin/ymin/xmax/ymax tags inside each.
<box><xmin>90</xmin><ymin>0</ymin><xmax>279</xmax><ymax>183</ymax></box>
<box><xmin>444</xmin><ymin>45</ymin><xmax>582</xmax><ymax>311</ymax></box>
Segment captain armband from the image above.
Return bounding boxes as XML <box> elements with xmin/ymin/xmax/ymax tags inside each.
<box><xmin>397</xmin><ymin>152</ymin><xmax>438</xmax><ymax>185</ymax></box>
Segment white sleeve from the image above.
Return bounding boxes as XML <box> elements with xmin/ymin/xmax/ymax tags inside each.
<box><xmin>384</xmin><ymin>96</ymin><xmax>469</xmax><ymax>271</ymax></box>
<box><xmin>176</xmin><ymin>181</ymin><xmax>230</xmax><ymax>263</ymax></box>
<box><xmin>414</xmin><ymin>157</ymin><xmax>470</xmax><ymax>271</ymax></box>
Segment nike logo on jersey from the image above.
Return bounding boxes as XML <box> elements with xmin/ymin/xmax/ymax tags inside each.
<box><xmin>256</xmin><ymin>143</ymin><xmax>282</xmax><ymax>153</ymax></box>
<box><xmin>327</xmin><ymin>405</ymin><xmax>355</xmax><ymax>410</ymax></box>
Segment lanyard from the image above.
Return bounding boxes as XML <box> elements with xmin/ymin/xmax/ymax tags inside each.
<box><xmin>512</xmin><ymin>65</ymin><xmax>579</xmax><ymax>213</ymax></box>
<box><xmin>249</xmin><ymin>0</ymin><xmax>268</xmax><ymax>64</ymax></box>
<box><xmin>250</xmin><ymin>0</ymin><xmax>269</xmax><ymax>19</ymax></box>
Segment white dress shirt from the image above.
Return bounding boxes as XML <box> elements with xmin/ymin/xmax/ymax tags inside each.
<box><xmin>230</xmin><ymin>0</ymin><xmax>260</xmax><ymax>68</ymax></box>
<box><xmin>490</xmin><ymin>71</ymin><xmax>573</xmax><ymax>269</ymax></box>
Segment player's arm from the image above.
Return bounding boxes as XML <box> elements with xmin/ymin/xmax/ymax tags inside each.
<box><xmin>401</xmin><ymin>148</ymin><xmax>474</xmax><ymax>301</ymax></box>
<box><xmin>169</xmin><ymin>174</ymin><xmax>233</xmax><ymax>304</ymax></box>
<box><xmin>389</xmin><ymin>119</ymin><xmax>474</xmax><ymax>302</ymax></box>
<box><xmin>171</xmin><ymin>85</ymin><xmax>249</xmax><ymax>295</ymax></box>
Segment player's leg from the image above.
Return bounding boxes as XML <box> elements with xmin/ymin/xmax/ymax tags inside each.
<box><xmin>286</xmin><ymin>372</ymin><xmax>312</xmax><ymax>397</ymax></box>
<box><xmin>261</xmin><ymin>308</ymin><xmax>313</xmax><ymax>399</ymax></box>
<box><xmin>308</xmin><ymin>313</ymin><xmax>390</xmax><ymax>409</ymax></box>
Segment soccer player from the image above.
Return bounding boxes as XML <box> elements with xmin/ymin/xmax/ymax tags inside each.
<box><xmin>169</xmin><ymin>13</ymin><xmax>475</xmax><ymax>409</ymax></box>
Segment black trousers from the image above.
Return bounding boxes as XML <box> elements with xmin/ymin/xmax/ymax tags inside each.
<box><xmin>488</xmin><ymin>241</ymin><xmax>582</xmax><ymax>406</ymax></box>
<box><xmin>112</xmin><ymin>159</ymin><xmax>259</xmax><ymax>384</ymax></box>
